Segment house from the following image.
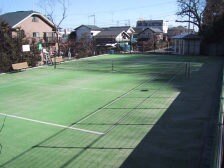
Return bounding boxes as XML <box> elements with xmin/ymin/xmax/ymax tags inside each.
<box><xmin>94</xmin><ymin>29</ymin><xmax>130</xmax><ymax>53</ymax></box>
<box><xmin>136</xmin><ymin>20</ymin><xmax>168</xmax><ymax>33</ymax></box>
<box><xmin>0</xmin><ymin>11</ymin><xmax>56</xmax><ymax>44</ymax></box>
<box><xmin>135</xmin><ymin>28</ymin><xmax>163</xmax><ymax>52</ymax></box>
<box><xmin>172</xmin><ymin>33</ymin><xmax>201</xmax><ymax>55</ymax></box>
<box><xmin>74</xmin><ymin>25</ymin><xmax>101</xmax><ymax>41</ymax></box>
<box><xmin>137</xmin><ymin>27</ymin><xmax>163</xmax><ymax>41</ymax></box>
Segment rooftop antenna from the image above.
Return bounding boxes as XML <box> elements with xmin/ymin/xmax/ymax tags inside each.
<box><xmin>32</xmin><ymin>0</ymin><xmax>34</xmax><ymax>11</ymax></box>
<box><xmin>111</xmin><ymin>11</ymin><xmax>114</xmax><ymax>23</ymax></box>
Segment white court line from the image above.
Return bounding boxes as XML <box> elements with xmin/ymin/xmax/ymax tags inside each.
<box><xmin>63</xmin><ymin>54</ymin><xmax>108</xmax><ymax>63</ymax></box>
<box><xmin>30</xmin><ymin>82</ymin><xmax>124</xmax><ymax>93</ymax></box>
<box><xmin>0</xmin><ymin>113</ymin><xmax>104</xmax><ymax>135</ymax></box>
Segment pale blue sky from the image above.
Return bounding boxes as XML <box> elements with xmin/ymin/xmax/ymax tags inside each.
<box><xmin>0</xmin><ymin>0</ymin><xmax>184</xmax><ymax>28</ymax></box>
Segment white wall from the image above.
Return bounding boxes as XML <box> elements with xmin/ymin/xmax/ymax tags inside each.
<box><xmin>91</xmin><ymin>30</ymin><xmax>101</xmax><ymax>37</ymax></box>
<box><xmin>116</xmin><ymin>33</ymin><xmax>130</xmax><ymax>42</ymax></box>
<box><xmin>76</xmin><ymin>26</ymin><xmax>101</xmax><ymax>41</ymax></box>
<box><xmin>162</xmin><ymin>21</ymin><xmax>168</xmax><ymax>34</ymax></box>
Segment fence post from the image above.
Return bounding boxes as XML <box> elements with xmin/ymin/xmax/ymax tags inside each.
<box><xmin>188</xmin><ymin>62</ymin><xmax>191</xmax><ymax>78</ymax></box>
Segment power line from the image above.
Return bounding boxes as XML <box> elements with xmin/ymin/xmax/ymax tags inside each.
<box><xmin>67</xmin><ymin>0</ymin><xmax>175</xmax><ymax>16</ymax></box>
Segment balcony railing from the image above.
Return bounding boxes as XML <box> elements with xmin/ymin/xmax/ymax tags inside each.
<box><xmin>32</xmin><ymin>37</ymin><xmax>57</xmax><ymax>43</ymax></box>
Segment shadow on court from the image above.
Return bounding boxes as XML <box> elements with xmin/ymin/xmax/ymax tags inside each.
<box><xmin>120</xmin><ymin>62</ymin><xmax>223</xmax><ymax>168</ymax></box>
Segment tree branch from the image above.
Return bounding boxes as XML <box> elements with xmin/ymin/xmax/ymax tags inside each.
<box><xmin>176</xmin><ymin>20</ymin><xmax>200</xmax><ymax>27</ymax></box>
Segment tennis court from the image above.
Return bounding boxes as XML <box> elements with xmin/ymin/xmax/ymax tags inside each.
<box><xmin>0</xmin><ymin>54</ymin><xmax>220</xmax><ymax>167</ymax></box>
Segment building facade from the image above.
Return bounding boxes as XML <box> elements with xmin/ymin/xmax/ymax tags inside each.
<box><xmin>0</xmin><ymin>11</ymin><xmax>55</xmax><ymax>44</ymax></box>
<box><xmin>74</xmin><ymin>25</ymin><xmax>101</xmax><ymax>41</ymax></box>
<box><xmin>136</xmin><ymin>20</ymin><xmax>168</xmax><ymax>33</ymax></box>
<box><xmin>172</xmin><ymin>33</ymin><xmax>201</xmax><ymax>55</ymax></box>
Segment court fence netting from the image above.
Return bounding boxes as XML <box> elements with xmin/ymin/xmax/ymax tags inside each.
<box><xmin>213</xmin><ymin>66</ymin><xmax>224</xmax><ymax>168</ymax></box>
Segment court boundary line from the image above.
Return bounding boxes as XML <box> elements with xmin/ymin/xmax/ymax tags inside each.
<box><xmin>29</xmin><ymin>82</ymin><xmax>125</xmax><ymax>93</ymax></box>
<box><xmin>0</xmin><ymin>113</ymin><xmax>104</xmax><ymax>135</ymax></box>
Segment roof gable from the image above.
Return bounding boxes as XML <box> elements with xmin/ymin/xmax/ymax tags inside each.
<box><xmin>95</xmin><ymin>30</ymin><xmax>129</xmax><ymax>39</ymax></box>
<box><xmin>0</xmin><ymin>11</ymin><xmax>54</xmax><ymax>28</ymax></box>
<box><xmin>139</xmin><ymin>27</ymin><xmax>163</xmax><ymax>35</ymax></box>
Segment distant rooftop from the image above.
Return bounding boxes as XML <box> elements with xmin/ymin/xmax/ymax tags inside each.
<box><xmin>75</xmin><ymin>25</ymin><xmax>101</xmax><ymax>31</ymax></box>
<box><xmin>102</xmin><ymin>26</ymin><xmax>132</xmax><ymax>32</ymax></box>
<box><xmin>172</xmin><ymin>33</ymin><xmax>200</xmax><ymax>39</ymax></box>
<box><xmin>95</xmin><ymin>30</ymin><xmax>128</xmax><ymax>38</ymax></box>
<box><xmin>139</xmin><ymin>27</ymin><xmax>163</xmax><ymax>34</ymax></box>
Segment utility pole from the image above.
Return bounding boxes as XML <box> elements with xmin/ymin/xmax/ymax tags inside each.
<box><xmin>188</xmin><ymin>0</ymin><xmax>191</xmax><ymax>34</ymax></box>
<box><xmin>117</xmin><ymin>21</ymin><xmax>120</xmax><ymax>26</ymax></box>
<box><xmin>89</xmin><ymin>14</ymin><xmax>96</xmax><ymax>25</ymax></box>
<box><xmin>32</xmin><ymin>0</ymin><xmax>34</xmax><ymax>11</ymax></box>
<box><xmin>187</xmin><ymin>0</ymin><xmax>191</xmax><ymax>55</ymax></box>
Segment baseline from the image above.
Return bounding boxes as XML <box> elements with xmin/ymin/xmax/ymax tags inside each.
<box><xmin>0</xmin><ymin>113</ymin><xmax>104</xmax><ymax>135</ymax></box>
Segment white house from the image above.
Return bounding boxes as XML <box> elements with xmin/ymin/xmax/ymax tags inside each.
<box><xmin>95</xmin><ymin>30</ymin><xmax>130</xmax><ymax>44</ymax></box>
<box><xmin>74</xmin><ymin>25</ymin><xmax>101</xmax><ymax>41</ymax></box>
<box><xmin>94</xmin><ymin>29</ymin><xmax>131</xmax><ymax>52</ymax></box>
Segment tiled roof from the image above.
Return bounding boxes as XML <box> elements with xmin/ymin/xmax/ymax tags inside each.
<box><xmin>75</xmin><ymin>25</ymin><xmax>101</xmax><ymax>31</ymax></box>
<box><xmin>102</xmin><ymin>26</ymin><xmax>132</xmax><ymax>32</ymax></box>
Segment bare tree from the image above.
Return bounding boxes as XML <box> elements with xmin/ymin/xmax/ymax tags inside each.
<box><xmin>176</xmin><ymin>0</ymin><xmax>206</xmax><ymax>33</ymax></box>
<box><xmin>40</xmin><ymin>0</ymin><xmax>69</xmax><ymax>68</ymax></box>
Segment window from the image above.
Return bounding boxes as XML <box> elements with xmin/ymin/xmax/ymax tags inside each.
<box><xmin>33</xmin><ymin>32</ymin><xmax>40</xmax><ymax>38</ymax></box>
<box><xmin>137</xmin><ymin>21</ymin><xmax>142</xmax><ymax>26</ymax></box>
<box><xmin>32</xmin><ymin>16</ymin><xmax>39</xmax><ymax>22</ymax></box>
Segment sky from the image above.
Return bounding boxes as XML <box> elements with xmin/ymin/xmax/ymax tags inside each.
<box><xmin>0</xmin><ymin>0</ymin><xmax>185</xmax><ymax>29</ymax></box>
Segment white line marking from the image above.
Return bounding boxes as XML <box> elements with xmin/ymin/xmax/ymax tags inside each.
<box><xmin>30</xmin><ymin>82</ymin><xmax>124</xmax><ymax>93</ymax></box>
<box><xmin>0</xmin><ymin>113</ymin><xmax>104</xmax><ymax>135</ymax></box>
<box><xmin>0</xmin><ymin>73</ymin><xmax>6</xmax><ymax>76</ymax></box>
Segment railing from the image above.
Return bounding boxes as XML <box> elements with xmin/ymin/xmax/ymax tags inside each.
<box><xmin>32</xmin><ymin>37</ymin><xmax>57</xmax><ymax>43</ymax></box>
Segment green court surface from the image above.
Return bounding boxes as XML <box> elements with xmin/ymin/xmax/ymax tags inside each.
<box><xmin>0</xmin><ymin>54</ymin><xmax>217</xmax><ymax>167</ymax></box>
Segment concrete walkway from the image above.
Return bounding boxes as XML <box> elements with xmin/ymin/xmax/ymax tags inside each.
<box><xmin>121</xmin><ymin>61</ymin><xmax>223</xmax><ymax>168</ymax></box>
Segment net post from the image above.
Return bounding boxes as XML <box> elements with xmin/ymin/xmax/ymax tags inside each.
<box><xmin>188</xmin><ymin>62</ymin><xmax>191</xmax><ymax>78</ymax></box>
<box><xmin>112</xmin><ymin>60</ymin><xmax>114</xmax><ymax>72</ymax></box>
